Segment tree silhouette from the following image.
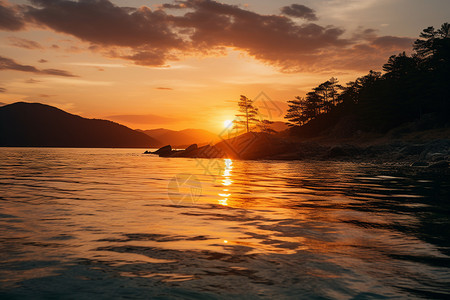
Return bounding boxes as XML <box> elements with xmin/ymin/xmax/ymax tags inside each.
<box><xmin>233</xmin><ymin>95</ymin><xmax>260</xmax><ymax>133</ymax></box>
<box><xmin>414</xmin><ymin>24</ymin><xmax>449</xmax><ymax>57</ymax></box>
<box><xmin>257</xmin><ymin>119</ymin><xmax>276</xmax><ymax>134</ymax></box>
<box><xmin>285</xmin><ymin>97</ymin><xmax>307</xmax><ymax>126</ymax></box>
<box><xmin>383</xmin><ymin>52</ymin><xmax>419</xmax><ymax>79</ymax></box>
<box><xmin>285</xmin><ymin>78</ymin><xmax>344</xmax><ymax>127</ymax></box>
<box><xmin>337</xmin><ymin>81</ymin><xmax>360</xmax><ymax>106</ymax></box>
<box><xmin>315</xmin><ymin>77</ymin><xmax>342</xmax><ymax>112</ymax></box>
<box><xmin>286</xmin><ymin>22</ymin><xmax>450</xmax><ymax>136</ymax></box>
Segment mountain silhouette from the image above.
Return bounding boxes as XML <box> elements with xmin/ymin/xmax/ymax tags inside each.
<box><xmin>140</xmin><ymin>128</ymin><xmax>218</xmax><ymax>147</ymax></box>
<box><xmin>269</xmin><ymin>121</ymin><xmax>289</xmax><ymax>132</ymax></box>
<box><xmin>141</xmin><ymin>124</ymin><xmax>287</xmax><ymax>148</ymax></box>
<box><xmin>0</xmin><ymin>102</ymin><xmax>159</xmax><ymax>148</ymax></box>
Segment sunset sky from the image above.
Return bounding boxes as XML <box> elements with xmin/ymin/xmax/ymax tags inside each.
<box><xmin>1</xmin><ymin>0</ymin><xmax>449</xmax><ymax>132</ymax></box>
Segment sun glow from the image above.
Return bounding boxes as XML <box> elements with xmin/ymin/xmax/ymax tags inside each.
<box><xmin>223</xmin><ymin>120</ymin><xmax>233</xmax><ymax>128</ymax></box>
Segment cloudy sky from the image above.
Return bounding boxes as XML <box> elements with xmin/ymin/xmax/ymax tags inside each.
<box><xmin>1</xmin><ymin>0</ymin><xmax>449</xmax><ymax>132</ymax></box>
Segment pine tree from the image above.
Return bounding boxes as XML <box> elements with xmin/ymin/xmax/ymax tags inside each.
<box><xmin>257</xmin><ymin>119</ymin><xmax>276</xmax><ymax>134</ymax></box>
<box><xmin>285</xmin><ymin>97</ymin><xmax>308</xmax><ymax>127</ymax></box>
<box><xmin>233</xmin><ymin>95</ymin><xmax>260</xmax><ymax>133</ymax></box>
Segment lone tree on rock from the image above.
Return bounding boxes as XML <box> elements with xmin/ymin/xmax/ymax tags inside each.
<box><xmin>233</xmin><ymin>95</ymin><xmax>260</xmax><ymax>133</ymax></box>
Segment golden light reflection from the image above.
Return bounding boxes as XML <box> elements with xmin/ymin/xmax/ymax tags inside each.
<box><xmin>222</xmin><ymin>179</ymin><xmax>232</xmax><ymax>186</ymax></box>
<box><xmin>218</xmin><ymin>159</ymin><xmax>233</xmax><ymax>206</ymax></box>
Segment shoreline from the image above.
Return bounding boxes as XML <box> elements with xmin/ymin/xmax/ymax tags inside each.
<box><xmin>148</xmin><ymin>127</ymin><xmax>450</xmax><ymax>170</ymax></box>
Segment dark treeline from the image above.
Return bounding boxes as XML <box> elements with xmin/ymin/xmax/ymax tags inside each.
<box><xmin>285</xmin><ymin>23</ymin><xmax>450</xmax><ymax>137</ymax></box>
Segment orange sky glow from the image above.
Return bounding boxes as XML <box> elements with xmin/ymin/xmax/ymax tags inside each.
<box><xmin>1</xmin><ymin>0</ymin><xmax>449</xmax><ymax>133</ymax></box>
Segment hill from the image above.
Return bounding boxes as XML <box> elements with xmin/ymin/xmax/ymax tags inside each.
<box><xmin>0</xmin><ymin>102</ymin><xmax>159</xmax><ymax>148</ymax></box>
<box><xmin>270</xmin><ymin>121</ymin><xmax>289</xmax><ymax>132</ymax></box>
<box><xmin>141</xmin><ymin>128</ymin><xmax>218</xmax><ymax>147</ymax></box>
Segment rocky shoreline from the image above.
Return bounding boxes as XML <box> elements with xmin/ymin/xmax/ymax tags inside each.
<box><xmin>145</xmin><ymin>131</ymin><xmax>450</xmax><ymax>170</ymax></box>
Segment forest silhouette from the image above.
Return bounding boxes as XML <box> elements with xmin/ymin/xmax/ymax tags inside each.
<box><xmin>285</xmin><ymin>23</ymin><xmax>450</xmax><ymax>137</ymax></box>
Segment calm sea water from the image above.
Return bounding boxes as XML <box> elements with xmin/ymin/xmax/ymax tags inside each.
<box><xmin>0</xmin><ymin>148</ymin><xmax>449</xmax><ymax>299</ymax></box>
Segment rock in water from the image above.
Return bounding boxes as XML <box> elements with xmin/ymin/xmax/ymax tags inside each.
<box><xmin>184</xmin><ymin>144</ymin><xmax>198</xmax><ymax>153</ymax></box>
<box><xmin>173</xmin><ymin>144</ymin><xmax>199</xmax><ymax>157</ymax></box>
<box><xmin>154</xmin><ymin>145</ymin><xmax>172</xmax><ymax>156</ymax></box>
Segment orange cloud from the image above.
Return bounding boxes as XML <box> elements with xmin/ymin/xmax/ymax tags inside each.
<box><xmin>1</xmin><ymin>0</ymin><xmax>414</xmax><ymax>72</ymax></box>
<box><xmin>0</xmin><ymin>55</ymin><xmax>77</xmax><ymax>77</ymax></box>
<box><xmin>8</xmin><ymin>36</ymin><xmax>43</xmax><ymax>49</ymax></box>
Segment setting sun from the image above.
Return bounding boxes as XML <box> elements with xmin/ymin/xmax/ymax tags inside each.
<box><xmin>223</xmin><ymin>120</ymin><xmax>233</xmax><ymax>128</ymax></box>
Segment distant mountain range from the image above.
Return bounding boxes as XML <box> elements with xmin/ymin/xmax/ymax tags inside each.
<box><xmin>139</xmin><ymin>128</ymin><xmax>219</xmax><ymax>148</ymax></box>
<box><xmin>0</xmin><ymin>102</ymin><xmax>289</xmax><ymax>148</ymax></box>
<box><xmin>0</xmin><ymin>102</ymin><xmax>159</xmax><ymax>148</ymax></box>
<box><xmin>139</xmin><ymin>122</ymin><xmax>288</xmax><ymax>148</ymax></box>
<box><xmin>269</xmin><ymin>121</ymin><xmax>289</xmax><ymax>132</ymax></box>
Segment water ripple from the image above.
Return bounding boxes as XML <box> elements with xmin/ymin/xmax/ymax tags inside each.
<box><xmin>0</xmin><ymin>148</ymin><xmax>449</xmax><ymax>299</ymax></box>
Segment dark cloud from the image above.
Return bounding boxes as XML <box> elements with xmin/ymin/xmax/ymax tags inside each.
<box><xmin>105</xmin><ymin>114</ymin><xmax>176</xmax><ymax>124</ymax></box>
<box><xmin>8</xmin><ymin>36</ymin><xmax>43</xmax><ymax>49</ymax></box>
<box><xmin>165</xmin><ymin>0</ymin><xmax>348</xmax><ymax>71</ymax></box>
<box><xmin>38</xmin><ymin>59</ymin><xmax>48</xmax><ymax>63</ymax></box>
<box><xmin>1</xmin><ymin>0</ymin><xmax>412</xmax><ymax>72</ymax></box>
<box><xmin>371</xmin><ymin>36</ymin><xmax>414</xmax><ymax>50</ymax></box>
<box><xmin>26</xmin><ymin>0</ymin><xmax>184</xmax><ymax>49</ymax></box>
<box><xmin>307</xmin><ymin>37</ymin><xmax>414</xmax><ymax>72</ymax></box>
<box><xmin>0</xmin><ymin>55</ymin><xmax>77</xmax><ymax>77</ymax></box>
<box><xmin>352</xmin><ymin>27</ymin><xmax>378</xmax><ymax>41</ymax></box>
<box><xmin>0</xmin><ymin>0</ymin><xmax>25</xmax><ymax>31</ymax></box>
<box><xmin>0</xmin><ymin>87</ymin><xmax>6</xmax><ymax>93</ymax></box>
<box><xmin>281</xmin><ymin>4</ymin><xmax>318</xmax><ymax>21</ymax></box>
<box><xmin>155</xmin><ymin>87</ymin><xmax>173</xmax><ymax>90</ymax></box>
<box><xmin>20</xmin><ymin>0</ymin><xmax>349</xmax><ymax>69</ymax></box>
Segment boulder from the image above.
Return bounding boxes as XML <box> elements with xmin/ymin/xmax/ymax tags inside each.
<box><xmin>214</xmin><ymin>132</ymin><xmax>290</xmax><ymax>160</ymax></box>
<box><xmin>153</xmin><ymin>145</ymin><xmax>172</xmax><ymax>156</ymax></box>
<box><xmin>194</xmin><ymin>145</ymin><xmax>225</xmax><ymax>158</ymax></box>
<box><xmin>172</xmin><ymin>144</ymin><xmax>199</xmax><ymax>157</ymax></box>
<box><xmin>184</xmin><ymin>143</ymin><xmax>198</xmax><ymax>153</ymax></box>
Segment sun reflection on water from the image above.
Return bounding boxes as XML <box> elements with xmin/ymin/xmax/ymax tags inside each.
<box><xmin>218</xmin><ymin>159</ymin><xmax>233</xmax><ymax>206</ymax></box>
<box><xmin>1</xmin><ymin>149</ymin><xmax>448</xmax><ymax>299</ymax></box>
